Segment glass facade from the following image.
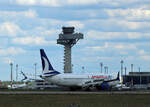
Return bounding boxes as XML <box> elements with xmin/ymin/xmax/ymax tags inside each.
<box><xmin>123</xmin><ymin>72</ymin><xmax>150</xmax><ymax>84</ymax></box>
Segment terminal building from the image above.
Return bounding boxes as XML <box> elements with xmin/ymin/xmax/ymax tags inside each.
<box><xmin>123</xmin><ymin>72</ymin><xmax>150</xmax><ymax>89</ymax></box>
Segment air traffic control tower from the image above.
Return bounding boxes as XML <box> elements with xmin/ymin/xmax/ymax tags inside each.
<box><xmin>57</xmin><ymin>27</ymin><xmax>83</xmax><ymax>73</ymax></box>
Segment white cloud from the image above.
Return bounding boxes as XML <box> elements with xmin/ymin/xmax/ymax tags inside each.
<box><xmin>0</xmin><ymin>47</ymin><xmax>26</xmax><ymax>56</ymax></box>
<box><xmin>117</xmin><ymin>20</ymin><xmax>150</xmax><ymax>31</ymax></box>
<box><xmin>15</xmin><ymin>0</ymin><xmax>101</xmax><ymax>6</ymax></box>
<box><xmin>126</xmin><ymin>56</ymin><xmax>134</xmax><ymax>61</ymax></box>
<box><xmin>16</xmin><ymin>0</ymin><xmax>36</xmax><ymax>5</ymax></box>
<box><xmin>126</xmin><ymin>32</ymin><xmax>142</xmax><ymax>39</ymax></box>
<box><xmin>97</xmin><ymin>56</ymin><xmax>115</xmax><ymax>60</ymax></box>
<box><xmin>40</xmin><ymin>30</ymin><xmax>57</xmax><ymax>36</ymax></box>
<box><xmin>86</xmin><ymin>42</ymin><xmax>109</xmax><ymax>51</ymax></box>
<box><xmin>3</xmin><ymin>57</ymin><xmax>14</xmax><ymax>64</ymax></box>
<box><xmin>40</xmin><ymin>0</ymin><xmax>61</xmax><ymax>7</ymax></box>
<box><xmin>12</xmin><ymin>37</ymin><xmax>55</xmax><ymax>45</ymax></box>
<box><xmin>15</xmin><ymin>0</ymin><xmax>150</xmax><ymax>7</ymax></box>
<box><xmin>0</xmin><ymin>9</ymin><xmax>37</xmax><ymax>18</ymax></box>
<box><xmin>16</xmin><ymin>0</ymin><xmax>61</xmax><ymax>7</ymax></box>
<box><xmin>87</xmin><ymin>31</ymin><xmax>122</xmax><ymax>40</ymax></box>
<box><xmin>38</xmin><ymin>18</ymin><xmax>84</xmax><ymax>31</ymax></box>
<box><xmin>86</xmin><ymin>31</ymin><xmax>145</xmax><ymax>40</ymax></box>
<box><xmin>24</xmin><ymin>9</ymin><xmax>38</xmax><ymax>18</ymax></box>
<box><xmin>137</xmin><ymin>50</ymin><xmax>150</xmax><ymax>61</ymax></box>
<box><xmin>67</xmin><ymin>0</ymin><xmax>100</xmax><ymax>5</ymax></box>
<box><xmin>140</xmin><ymin>55</ymin><xmax>150</xmax><ymax>61</ymax></box>
<box><xmin>33</xmin><ymin>27</ymin><xmax>59</xmax><ymax>37</ymax></box>
<box><xmin>66</xmin><ymin>21</ymin><xmax>84</xmax><ymax>29</ymax></box>
<box><xmin>119</xmin><ymin>21</ymin><xmax>141</xmax><ymax>30</ymax></box>
<box><xmin>86</xmin><ymin>17</ymin><xmax>150</xmax><ymax>32</ymax></box>
<box><xmin>119</xmin><ymin>51</ymin><xmax>128</xmax><ymax>55</ymax></box>
<box><xmin>138</xmin><ymin>50</ymin><xmax>146</xmax><ymax>55</ymax></box>
<box><xmin>84</xmin><ymin>42</ymin><xmax>137</xmax><ymax>56</ymax></box>
<box><xmin>106</xmin><ymin>9</ymin><xmax>150</xmax><ymax>21</ymax></box>
<box><xmin>0</xmin><ymin>22</ymin><xmax>22</xmax><ymax>36</ymax></box>
<box><xmin>114</xmin><ymin>43</ymin><xmax>137</xmax><ymax>50</ymax></box>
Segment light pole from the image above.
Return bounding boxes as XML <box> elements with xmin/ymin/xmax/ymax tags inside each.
<box><xmin>16</xmin><ymin>64</ymin><xmax>18</xmax><ymax>82</ymax></box>
<box><xmin>106</xmin><ymin>66</ymin><xmax>108</xmax><ymax>74</ymax></box>
<box><xmin>34</xmin><ymin>63</ymin><xmax>37</xmax><ymax>80</ymax></box>
<box><xmin>120</xmin><ymin>60</ymin><xmax>124</xmax><ymax>77</ymax></box>
<box><xmin>72</xmin><ymin>64</ymin><xmax>74</xmax><ymax>73</ymax></box>
<box><xmin>131</xmin><ymin>64</ymin><xmax>133</xmax><ymax>72</ymax></box>
<box><xmin>107</xmin><ymin>67</ymin><xmax>108</xmax><ymax>74</ymax></box>
<box><xmin>82</xmin><ymin>66</ymin><xmax>84</xmax><ymax>73</ymax></box>
<box><xmin>139</xmin><ymin>67</ymin><xmax>141</xmax><ymax>86</ymax></box>
<box><xmin>125</xmin><ymin>67</ymin><xmax>127</xmax><ymax>76</ymax></box>
<box><xmin>100</xmin><ymin>63</ymin><xmax>103</xmax><ymax>73</ymax></box>
<box><xmin>104</xmin><ymin>66</ymin><xmax>107</xmax><ymax>74</ymax></box>
<box><xmin>10</xmin><ymin>62</ymin><xmax>13</xmax><ymax>88</ymax></box>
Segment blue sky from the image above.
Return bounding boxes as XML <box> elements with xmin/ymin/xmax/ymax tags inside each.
<box><xmin>0</xmin><ymin>0</ymin><xmax>150</xmax><ymax>81</ymax></box>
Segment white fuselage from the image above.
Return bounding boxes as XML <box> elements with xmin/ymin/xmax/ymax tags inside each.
<box><xmin>45</xmin><ymin>73</ymin><xmax>113</xmax><ymax>87</ymax></box>
<box><xmin>7</xmin><ymin>83</ymin><xmax>27</xmax><ymax>89</ymax></box>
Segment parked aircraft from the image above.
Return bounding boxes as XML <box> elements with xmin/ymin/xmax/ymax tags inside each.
<box><xmin>8</xmin><ymin>71</ymin><xmax>29</xmax><ymax>89</ymax></box>
<box><xmin>7</xmin><ymin>83</ymin><xmax>27</xmax><ymax>89</ymax></box>
<box><xmin>40</xmin><ymin>49</ymin><xmax>120</xmax><ymax>90</ymax></box>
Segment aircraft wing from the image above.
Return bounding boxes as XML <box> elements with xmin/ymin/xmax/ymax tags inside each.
<box><xmin>82</xmin><ymin>79</ymin><xmax>104</xmax><ymax>89</ymax></box>
<box><xmin>81</xmin><ymin>72</ymin><xmax>120</xmax><ymax>90</ymax></box>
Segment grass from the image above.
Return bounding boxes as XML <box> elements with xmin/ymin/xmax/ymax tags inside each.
<box><xmin>0</xmin><ymin>94</ymin><xmax>150</xmax><ymax>107</ymax></box>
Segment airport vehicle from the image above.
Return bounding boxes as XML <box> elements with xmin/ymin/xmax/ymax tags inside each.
<box><xmin>40</xmin><ymin>49</ymin><xmax>120</xmax><ymax>90</ymax></box>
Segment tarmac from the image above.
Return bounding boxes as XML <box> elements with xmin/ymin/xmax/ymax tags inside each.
<box><xmin>0</xmin><ymin>91</ymin><xmax>150</xmax><ymax>95</ymax></box>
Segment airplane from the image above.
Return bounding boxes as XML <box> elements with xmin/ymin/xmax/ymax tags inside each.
<box><xmin>7</xmin><ymin>71</ymin><xmax>28</xmax><ymax>89</ymax></box>
<box><xmin>40</xmin><ymin>49</ymin><xmax>120</xmax><ymax>91</ymax></box>
<box><xmin>20</xmin><ymin>70</ymin><xmax>60</xmax><ymax>90</ymax></box>
<box><xmin>7</xmin><ymin>83</ymin><xmax>27</xmax><ymax>89</ymax></box>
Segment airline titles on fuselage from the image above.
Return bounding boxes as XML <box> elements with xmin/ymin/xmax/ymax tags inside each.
<box><xmin>90</xmin><ymin>75</ymin><xmax>108</xmax><ymax>79</ymax></box>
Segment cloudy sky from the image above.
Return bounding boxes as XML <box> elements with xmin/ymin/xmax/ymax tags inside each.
<box><xmin>0</xmin><ymin>0</ymin><xmax>150</xmax><ymax>81</ymax></box>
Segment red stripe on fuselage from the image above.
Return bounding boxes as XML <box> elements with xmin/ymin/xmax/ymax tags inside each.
<box><xmin>91</xmin><ymin>75</ymin><xmax>108</xmax><ymax>79</ymax></box>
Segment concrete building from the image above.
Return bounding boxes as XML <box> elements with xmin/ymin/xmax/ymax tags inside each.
<box><xmin>123</xmin><ymin>72</ymin><xmax>150</xmax><ymax>89</ymax></box>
